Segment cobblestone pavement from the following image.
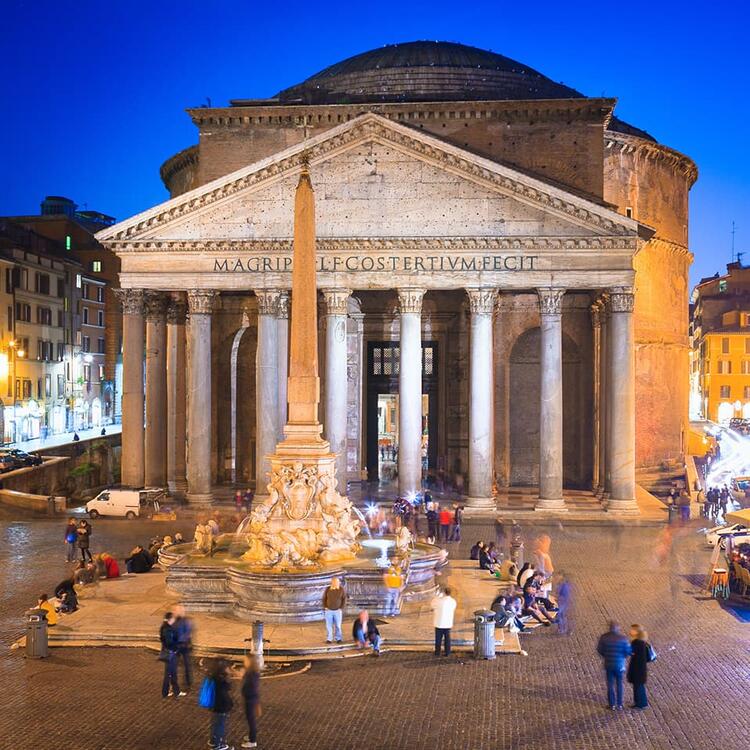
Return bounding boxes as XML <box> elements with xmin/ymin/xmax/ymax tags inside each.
<box><xmin>2</xmin><ymin>508</ymin><xmax>749</xmax><ymax>750</ymax></box>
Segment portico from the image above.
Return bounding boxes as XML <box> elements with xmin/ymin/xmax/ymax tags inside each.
<box><xmin>98</xmin><ymin>113</ymin><xmax>644</xmax><ymax>513</ymax></box>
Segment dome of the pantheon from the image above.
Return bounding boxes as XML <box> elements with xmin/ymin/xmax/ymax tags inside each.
<box><xmin>273</xmin><ymin>41</ymin><xmax>653</xmax><ymax>140</ymax></box>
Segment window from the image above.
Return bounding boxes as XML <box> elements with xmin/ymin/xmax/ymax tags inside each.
<box><xmin>745</xmin><ymin>338</ymin><xmax>750</xmax><ymax>354</ymax></box>
<box><xmin>14</xmin><ymin>379</ymin><xmax>20</xmax><ymax>399</ymax></box>
<box><xmin>22</xmin><ymin>379</ymin><xmax>32</xmax><ymax>399</ymax></box>
<box><xmin>722</xmin><ymin>337</ymin><xmax>730</xmax><ymax>354</ymax></box>
<box><xmin>98</xmin><ymin>365</ymin><xmax>105</xmax><ymax>381</ymax></box>
<box><xmin>718</xmin><ymin>360</ymin><xmax>732</xmax><ymax>374</ymax></box>
<box><xmin>57</xmin><ymin>310</ymin><xmax>64</xmax><ymax>327</ymax></box>
<box><xmin>82</xmin><ymin>283</ymin><xmax>89</xmax><ymax>300</ymax></box>
<box><xmin>97</xmin><ymin>310</ymin><xmax>104</xmax><ymax>327</ymax></box>
<box><xmin>65</xmin><ymin>235</ymin><xmax>71</xmax><ymax>251</ymax></box>
<box><xmin>57</xmin><ymin>342</ymin><xmax>65</xmax><ymax>361</ymax></box>
<box><xmin>57</xmin><ymin>278</ymin><xmax>65</xmax><ymax>298</ymax></box>
<box><xmin>720</xmin><ymin>385</ymin><xmax>731</xmax><ymax>399</ymax></box>
<box><xmin>35</xmin><ymin>273</ymin><xmax>50</xmax><ymax>295</ymax></box>
<box><xmin>97</xmin><ymin>337</ymin><xmax>105</xmax><ymax>354</ymax></box>
<box><xmin>82</xmin><ymin>307</ymin><xmax>89</xmax><ymax>324</ymax></box>
<box><xmin>75</xmin><ymin>274</ymin><xmax>81</xmax><ymax>289</ymax></box>
<box><xmin>37</xmin><ymin>378</ymin><xmax>42</xmax><ymax>399</ymax></box>
<box><xmin>82</xmin><ymin>335</ymin><xmax>90</xmax><ymax>353</ymax></box>
<box><xmin>96</xmin><ymin>287</ymin><xmax>104</xmax><ymax>302</ymax></box>
<box><xmin>37</xmin><ymin>307</ymin><xmax>52</xmax><ymax>325</ymax></box>
<box><xmin>45</xmin><ymin>375</ymin><xmax>51</xmax><ymax>398</ymax></box>
<box><xmin>7</xmin><ymin>305</ymin><xmax>12</xmax><ymax>331</ymax></box>
<box><xmin>83</xmin><ymin>364</ymin><xmax>91</xmax><ymax>383</ymax></box>
<box><xmin>57</xmin><ymin>374</ymin><xmax>65</xmax><ymax>398</ymax></box>
<box><xmin>15</xmin><ymin>302</ymin><xmax>31</xmax><ymax>322</ymax></box>
<box><xmin>625</xmin><ymin>206</ymin><xmax>633</xmax><ymax>218</ymax></box>
<box><xmin>91</xmin><ymin>261</ymin><xmax>102</xmax><ymax>273</ymax></box>
<box><xmin>743</xmin><ymin>361</ymin><xmax>750</xmax><ymax>375</ymax></box>
<box><xmin>719</xmin><ymin>280</ymin><xmax>728</xmax><ymax>293</ymax></box>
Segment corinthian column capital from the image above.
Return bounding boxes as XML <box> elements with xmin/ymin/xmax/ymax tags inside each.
<box><xmin>276</xmin><ymin>290</ymin><xmax>290</xmax><ymax>319</ymax></box>
<box><xmin>114</xmin><ymin>288</ymin><xmax>144</xmax><ymax>316</ymax></box>
<box><xmin>187</xmin><ymin>290</ymin><xmax>217</xmax><ymax>315</ymax></box>
<box><xmin>397</xmin><ymin>288</ymin><xmax>425</xmax><ymax>315</ymax></box>
<box><xmin>466</xmin><ymin>287</ymin><xmax>497</xmax><ymax>315</ymax></box>
<box><xmin>537</xmin><ymin>288</ymin><xmax>565</xmax><ymax>316</ymax></box>
<box><xmin>144</xmin><ymin>291</ymin><xmax>169</xmax><ymax>320</ymax></box>
<box><xmin>609</xmin><ymin>287</ymin><xmax>635</xmax><ymax>314</ymax></box>
<box><xmin>321</xmin><ymin>288</ymin><xmax>351</xmax><ymax>316</ymax></box>
<box><xmin>254</xmin><ymin>289</ymin><xmax>281</xmax><ymax>316</ymax></box>
<box><xmin>166</xmin><ymin>296</ymin><xmax>188</xmax><ymax>325</ymax></box>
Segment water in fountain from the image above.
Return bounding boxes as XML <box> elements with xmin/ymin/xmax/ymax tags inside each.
<box><xmin>351</xmin><ymin>505</ymin><xmax>372</xmax><ymax>539</ymax></box>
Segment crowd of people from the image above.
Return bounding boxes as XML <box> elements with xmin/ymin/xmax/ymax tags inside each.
<box><xmin>385</xmin><ymin>493</ymin><xmax>464</xmax><ymax>544</ymax></box>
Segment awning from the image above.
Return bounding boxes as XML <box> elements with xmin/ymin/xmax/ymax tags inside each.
<box><xmin>725</xmin><ymin>508</ymin><xmax>750</xmax><ymax>525</ymax></box>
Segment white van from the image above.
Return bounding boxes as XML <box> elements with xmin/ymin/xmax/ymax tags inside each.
<box><xmin>86</xmin><ymin>489</ymin><xmax>153</xmax><ymax>519</ymax></box>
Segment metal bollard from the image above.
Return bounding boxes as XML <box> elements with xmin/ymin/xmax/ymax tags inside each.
<box><xmin>251</xmin><ymin>620</ymin><xmax>264</xmax><ymax>670</ymax></box>
<box><xmin>473</xmin><ymin>610</ymin><xmax>496</xmax><ymax>660</ymax></box>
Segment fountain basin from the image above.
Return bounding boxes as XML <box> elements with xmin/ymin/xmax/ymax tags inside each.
<box><xmin>161</xmin><ymin>535</ymin><xmax>447</xmax><ymax>622</ymax></box>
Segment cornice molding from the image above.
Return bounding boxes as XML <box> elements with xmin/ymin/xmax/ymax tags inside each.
<box><xmin>109</xmin><ymin>235</ymin><xmax>638</xmax><ymax>254</ymax></box>
<box><xmin>604</xmin><ymin>131</ymin><xmax>698</xmax><ymax>186</ymax></box>
<box><xmin>98</xmin><ymin>113</ymin><xmax>638</xmax><ymax>244</ymax></box>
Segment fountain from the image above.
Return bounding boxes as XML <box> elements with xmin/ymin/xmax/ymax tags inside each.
<box><xmin>160</xmin><ymin>160</ymin><xmax>446</xmax><ymax>621</ymax></box>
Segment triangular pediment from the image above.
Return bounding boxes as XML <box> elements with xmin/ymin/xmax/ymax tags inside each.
<box><xmin>98</xmin><ymin>112</ymin><xmax>639</xmax><ymax>246</ymax></box>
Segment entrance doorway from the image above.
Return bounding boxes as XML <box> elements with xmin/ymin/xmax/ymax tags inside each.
<box><xmin>366</xmin><ymin>341</ymin><xmax>438</xmax><ymax>483</ymax></box>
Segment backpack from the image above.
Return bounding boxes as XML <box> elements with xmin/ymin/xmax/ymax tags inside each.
<box><xmin>198</xmin><ymin>677</ymin><xmax>215</xmax><ymax>709</ymax></box>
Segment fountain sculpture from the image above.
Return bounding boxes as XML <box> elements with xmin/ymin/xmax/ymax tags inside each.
<box><xmin>161</xmin><ymin>161</ymin><xmax>446</xmax><ymax>621</ymax></box>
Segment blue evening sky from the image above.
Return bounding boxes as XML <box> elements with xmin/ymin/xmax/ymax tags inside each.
<box><xmin>3</xmin><ymin>0</ymin><xmax>747</xmax><ymax>286</ymax></box>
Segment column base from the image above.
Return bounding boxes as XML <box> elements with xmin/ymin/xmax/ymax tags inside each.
<box><xmin>534</xmin><ymin>497</ymin><xmax>568</xmax><ymax>513</ymax></box>
<box><xmin>464</xmin><ymin>495</ymin><xmax>497</xmax><ymax>510</ymax></box>
<box><xmin>168</xmin><ymin>478</ymin><xmax>188</xmax><ymax>495</ymax></box>
<box><xmin>185</xmin><ymin>492</ymin><xmax>214</xmax><ymax>506</ymax></box>
<box><xmin>605</xmin><ymin>498</ymin><xmax>640</xmax><ymax>515</ymax></box>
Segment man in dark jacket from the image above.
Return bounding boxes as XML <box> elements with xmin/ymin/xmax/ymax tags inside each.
<box><xmin>174</xmin><ymin>604</ymin><xmax>193</xmax><ymax>690</ymax></box>
<box><xmin>210</xmin><ymin>659</ymin><xmax>234</xmax><ymax>750</ymax></box>
<box><xmin>159</xmin><ymin>612</ymin><xmax>183</xmax><ymax>698</ymax></box>
<box><xmin>596</xmin><ymin>621</ymin><xmax>633</xmax><ymax>709</ymax></box>
<box><xmin>352</xmin><ymin>610</ymin><xmax>381</xmax><ymax>655</ymax></box>
<box><xmin>125</xmin><ymin>546</ymin><xmax>154</xmax><ymax>574</ymax></box>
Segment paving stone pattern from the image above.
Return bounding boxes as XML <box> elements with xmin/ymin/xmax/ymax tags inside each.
<box><xmin>1</xmin><ymin>509</ymin><xmax>749</xmax><ymax>750</ymax></box>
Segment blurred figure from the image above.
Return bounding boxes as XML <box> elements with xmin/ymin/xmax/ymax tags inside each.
<box><xmin>383</xmin><ymin>564</ymin><xmax>403</xmax><ymax>616</ymax></box>
<box><xmin>555</xmin><ymin>572</ymin><xmax>573</xmax><ymax>635</ymax></box>
<box><xmin>174</xmin><ymin>603</ymin><xmax>194</xmax><ymax>691</ymax></box>
<box><xmin>235</xmin><ymin>490</ymin><xmax>244</xmax><ymax>514</ymax></box>
<box><xmin>241</xmin><ymin>655</ymin><xmax>261</xmax><ymax>748</ymax></box>
<box><xmin>450</xmin><ymin>502</ymin><xmax>463</xmax><ymax>542</ymax></box>
<box><xmin>597</xmin><ymin>621</ymin><xmax>632</xmax><ymax>710</ymax></box>
<box><xmin>209</xmin><ymin>659</ymin><xmax>234</xmax><ymax>750</ymax></box>
<box><xmin>627</xmin><ymin>624</ymin><xmax>654</xmax><ymax>710</ymax></box>
<box><xmin>64</xmin><ymin>518</ymin><xmax>77</xmax><ymax>563</ymax></box>
<box><xmin>36</xmin><ymin>593</ymin><xmax>57</xmax><ymax>626</ymax></box>
<box><xmin>243</xmin><ymin>488</ymin><xmax>254</xmax><ymax>515</ymax></box>
<box><xmin>159</xmin><ymin>611</ymin><xmax>184</xmax><ymax>698</ymax></box>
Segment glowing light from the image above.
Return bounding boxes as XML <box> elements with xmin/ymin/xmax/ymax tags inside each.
<box><xmin>365</xmin><ymin>502</ymin><xmax>379</xmax><ymax>517</ymax></box>
<box><xmin>406</xmin><ymin>491</ymin><xmax>419</xmax><ymax>506</ymax></box>
<box><xmin>0</xmin><ymin>352</ymin><xmax>7</xmax><ymax>378</ymax></box>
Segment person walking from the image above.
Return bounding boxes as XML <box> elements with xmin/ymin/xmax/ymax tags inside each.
<box><xmin>554</xmin><ymin>572</ymin><xmax>573</xmax><ymax>635</ymax></box>
<box><xmin>159</xmin><ymin>612</ymin><xmax>184</xmax><ymax>699</ymax></box>
<box><xmin>438</xmin><ymin>505</ymin><xmax>452</xmax><ymax>543</ymax></box>
<box><xmin>596</xmin><ymin>621</ymin><xmax>632</xmax><ymax>710</ymax></box>
<box><xmin>174</xmin><ymin>604</ymin><xmax>193</xmax><ymax>691</ymax></box>
<box><xmin>449</xmin><ymin>502</ymin><xmax>463</xmax><ymax>542</ymax></box>
<box><xmin>243</xmin><ymin>489</ymin><xmax>254</xmax><ymax>515</ymax></box>
<box><xmin>64</xmin><ymin>518</ymin><xmax>77</xmax><ymax>563</ymax></box>
<box><xmin>77</xmin><ymin>519</ymin><xmax>93</xmax><ymax>562</ymax></box>
<box><xmin>383</xmin><ymin>564</ymin><xmax>403</xmax><ymax>616</ymax></box>
<box><xmin>322</xmin><ymin>577</ymin><xmax>346</xmax><ymax>644</ymax></box>
<box><xmin>627</xmin><ymin>624</ymin><xmax>654</xmax><ymax>709</ymax></box>
<box><xmin>209</xmin><ymin>659</ymin><xmax>234</xmax><ymax>750</ymax></box>
<box><xmin>431</xmin><ymin>586</ymin><xmax>457</xmax><ymax>656</ymax></box>
<box><xmin>426</xmin><ymin>503</ymin><xmax>438</xmax><ymax>544</ymax></box>
<box><xmin>234</xmin><ymin>490</ymin><xmax>243</xmax><ymax>515</ymax></box>
<box><xmin>240</xmin><ymin>655</ymin><xmax>261</xmax><ymax>749</ymax></box>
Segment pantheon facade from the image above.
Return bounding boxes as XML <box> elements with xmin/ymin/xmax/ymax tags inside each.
<box><xmin>98</xmin><ymin>42</ymin><xmax>697</xmax><ymax>512</ymax></box>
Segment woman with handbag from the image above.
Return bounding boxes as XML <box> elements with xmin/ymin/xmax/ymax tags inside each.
<box><xmin>627</xmin><ymin>624</ymin><xmax>655</xmax><ymax>709</ymax></box>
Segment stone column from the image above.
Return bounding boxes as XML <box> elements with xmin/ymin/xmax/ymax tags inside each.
<box><xmin>166</xmin><ymin>297</ymin><xmax>187</xmax><ymax>494</ymax></box>
<box><xmin>186</xmin><ymin>290</ymin><xmax>216</xmax><ymax>504</ymax></box>
<box><xmin>322</xmin><ymin>289</ymin><xmax>351</xmax><ymax>492</ymax></box>
<box><xmin>535</xmin><ymin>288</ymin><xmax>567</xmax><ymax>511</ymax></box>
<box><xmin>255</xmin><ymin>290</ymin><xmax>280</xmax><ymax>494</ymax></box>
<box><xmin>276</xmin><ymin>291</ymin><xmax>290</xmax><ymax>440</ymax></box>
<box><xmin>116</xmin><ymin>289</ymin><xmax>145</xmax><ymax>488</ymax></box>
<box><xmin>397</xmin><ymin>288</ymin><xmax>425</xmax><ymax>498</ymax></box>
<box><xmin>144</xmin><ymin>292</ymin><xmax>168</xmax><ymax>487</ymax></box>
<box><xmin>607</xmin><ymin>288</ymin><xmax>638</xmax><ymax>513</ymax></box>
<box><xmin>466</xmin><ymin>288</ymin><xmax>497</xmax><ymax>508</ymax></box>
<box><xmin>590</xmin><ymin>302</ymin><xmax>602</xmax><ymax>492</ymax></box>
<box><xmin>601</xmin><ymin>299</ymin><xmax>611</xmax><ymax>495</ymax></box>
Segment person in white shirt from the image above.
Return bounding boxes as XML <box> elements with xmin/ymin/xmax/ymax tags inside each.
<box><xmin>431</xmin><ymin>587</ymin><xmax>457</xmax><ymax>656</ymax></box>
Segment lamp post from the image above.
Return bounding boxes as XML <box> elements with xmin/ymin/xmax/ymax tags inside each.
<box><xmin>8</xmin><ymin>340</ymin><xmax>25</xmax><ymax>445</ymax></box>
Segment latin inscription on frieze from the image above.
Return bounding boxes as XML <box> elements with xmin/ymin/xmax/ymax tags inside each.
<box><xmin>213</xmin><ymin>254</ymin><xmax>538</xmax><ymax>273</ymax></box>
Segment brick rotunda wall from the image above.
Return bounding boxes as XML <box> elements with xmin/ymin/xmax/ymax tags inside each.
<box><xmin>604</xmin><ymin>132</ymin><xmax>697</xmax><ymax>469</ymax></box>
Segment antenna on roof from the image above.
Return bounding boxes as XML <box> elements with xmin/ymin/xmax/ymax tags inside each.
<box><xmin>731</xmin><ymin>220</ymin><xmax>736</xmax><ymax>262</ymax></box>
<box><xmin>738</xmin><ymin>251</ymin><xmax>745</xmax><ymax>267</ymax></box>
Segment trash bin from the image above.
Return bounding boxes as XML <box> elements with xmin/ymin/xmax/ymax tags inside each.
<box><xmin>26</xmin><ymin>609</ymin><xmax>49</xmax><ymax>659</ymax></box>
<box><xmin>473</xmin><ymin>609</ymin><xmax>496</xmax><ymax>660</ymax></box>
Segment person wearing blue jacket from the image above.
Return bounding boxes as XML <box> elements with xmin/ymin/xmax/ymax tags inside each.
<box><xmin>596</xmin><ymin>621</ymin><xmax>633</xmax><ymax>710</ymax></box>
